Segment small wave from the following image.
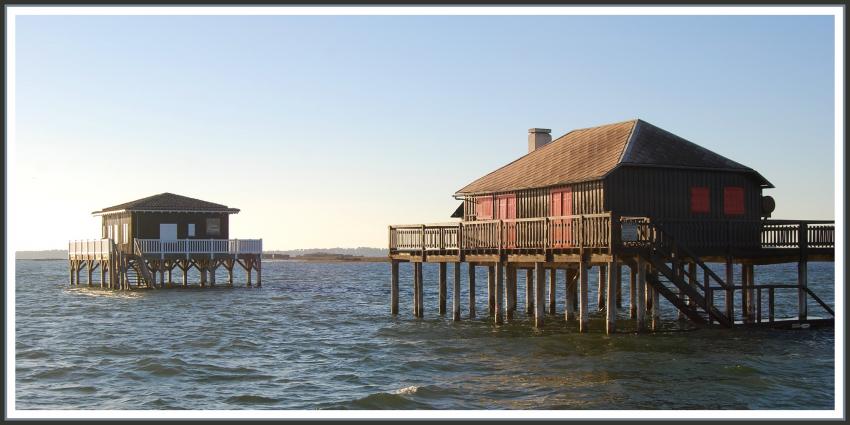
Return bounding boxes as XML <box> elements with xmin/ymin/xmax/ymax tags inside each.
<box><xmin>346</xmin><ymin>391</ymin><xmax>432</xmax><ymax>410</ymax></box>
<box><xmin>226</xmin><ymin>394</ymin><xmax>281</xmax><ymax>405</ymax></box>
<box><xmin>53</xmin><ymin>385</ymin><xmax>98</xmax><ymax>394</ymax></box>
<box><xmin>393</xmin><ymin>385</ymin><xmax>419</xmax><ymax>395</ymax></box>
<box><xmin>32</xmin><ymin>366</ymin><xmax>75</xmax><ymax>379</ymax></box>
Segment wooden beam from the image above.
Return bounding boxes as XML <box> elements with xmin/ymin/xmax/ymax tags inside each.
<box><xmin>453</xmin><ymin>262</ymin><xmax>461</xmax><ymax>321</ymax></box>
<box><xmin>468</xmin><ymin>263</ymin><xmax>476</xmax><ymax>319</ymax></box>
<box><xmin>535</xmin><ymin>262</ymin><xmax>545</xmax><ymax>328</ymax></box>
<box><xmin>578</xmin><ymin>260</ymin><xmax>589</xmax><ymax>333</ymax></box>
<box><xmin>391</xmin><ymin>261</ymin><xmax>399</xmax><ymax>315</ymax></box>
<box><xmin>438</xmin><ymin>262</ymin><xmax>447</xmax><ymax>315</ymax></box>
<box><xmin>494</xmin><ymin>262</ymin><xmax>504</xmax><ymax>325</ymax></box>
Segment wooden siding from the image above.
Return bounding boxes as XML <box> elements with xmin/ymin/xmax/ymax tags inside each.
<box><xmin>463</xmin><ymin>181</ymin><xmax>605</xmax><ymax>222</ymax></box>
<box><xmin>604</xmin><ymin>166</ymin><xmax>763</xmax><ymax>220</ymax></box>
<box><xmin>132</xmin><ymin>212</ymin><xmax>230</xmax><ymax>241</ymax></box>
<box><xmin>102</xmin><ymin>212</ymin><xmax>132</xmax><ymax>253</ymax></box>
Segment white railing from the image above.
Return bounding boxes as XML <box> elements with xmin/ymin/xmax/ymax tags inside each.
<box><xmin>68</xmin><ymin>239</ymin><xmax>114</xmax><ymax>259</ymax></box>
<box><xmin>134</xmin><ymin>239</ymin><xmax>263</xmax><ymax>256</ymax></box>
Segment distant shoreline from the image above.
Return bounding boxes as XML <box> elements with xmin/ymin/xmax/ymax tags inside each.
<box><xmin>16</xmin><ymin>256</ymin><xmax>389</xmax><ymax>263</ymax></box>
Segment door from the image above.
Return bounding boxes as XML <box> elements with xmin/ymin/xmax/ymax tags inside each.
<box><xmin>496</xmin><ymin>194</ymin><xmax>517</xmax><ymax>248</ymax></box>
<box><xmin>159</xmin><ymin>223</ymin><xmax>178</xmax><ymax>240</ymax></box>
<box><xmin>550</xmin><ymin>187</ymin><xmax>573</xmax><ymax>247</ymax></box>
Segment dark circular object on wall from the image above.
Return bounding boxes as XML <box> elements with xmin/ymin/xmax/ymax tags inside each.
<box><xmin>761</xmin><ymin>196</ymin><xmax>776</xmax><ymax>216</ymax></box>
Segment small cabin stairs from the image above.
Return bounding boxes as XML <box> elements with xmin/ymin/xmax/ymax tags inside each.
<box><xmin>127</xmin><ymin>255</ymin><xmax>155</xmax><ymax>288</ymax></box>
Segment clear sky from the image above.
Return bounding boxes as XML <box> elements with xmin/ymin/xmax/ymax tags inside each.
<box><xmin>11</xmin><ymin>14</ymin><xmax>836</xmax><ymax>250</ymax></box>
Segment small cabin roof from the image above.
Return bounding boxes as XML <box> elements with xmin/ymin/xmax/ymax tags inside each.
<box><xmin>455</xmin><ymin>119</ymin><xmax>773</xmax><ymax>195</ymax></box>
<box><xmin>92</xmin><ymin>192</ymin><xmax>240</xmax><ymax>216</ymax></box>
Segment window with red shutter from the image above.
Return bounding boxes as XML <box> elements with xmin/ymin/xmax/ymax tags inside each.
<box><xmin>724</xmin><ymin>187</ymin><xmax>745</xmax><ymax>215</ymax></box>
<box><xmin>476</xmin><ymin>196</ymin><xmax>493</xmax><ymax>220</ymax></box>
<box><xmin>690</xmin><ymin>187</ymin><xmax>710</xmax><ymax>214</ymax></box>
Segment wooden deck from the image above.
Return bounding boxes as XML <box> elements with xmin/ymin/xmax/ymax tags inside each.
<box><xmin>389</xmin><ymin>214</ymin><xmax>834</xmax><ymax>264</ymax></box>
<box><xmin>388</xmin><ymin>214</ymin><xmax>835</xmax><ymax>332</ymax></box>
<box><xmin>67</xmin><ymin>238</ymin><xmax>263</xmax><ymax>290</ymax></box>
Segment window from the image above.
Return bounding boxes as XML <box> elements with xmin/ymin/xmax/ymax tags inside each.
<box><xmin>188</xmin><ymin>223</ymin><xmax>196</xmax><ymax>237</ymax></box>
<box><xmin>476</xmin><ymin>196</ymin><xmax>493</xmax><ymax>220</ymax></box>
<box><xmin>113</xmin><ymin>225</ymin><xmax>118</xmax><ymax>242</ymax></box>
<box><xmin>206</xmin><ymin>218</ymin><xmax>221</xmax><ymax>235</ymax></box>
<box><xmin>107</xmin><ymin>225</ymin><xmax>113</xmax><ymax>240</ymax></box>
<box><xmin>690</xmin><ymin>187</ymin><xmax>710</xmax><ymax>214</ymax></box>
<box><xmin>123</xmin><ymin>223</ymin><xmax>129</xmax><ymax>244</ymax></box>
<box><xmin>724</xmin><ymin>187</ymin><xmax>745</xmax><ymax>215</ymax></box>
<box><xmin>550</xmin><ymin>187</ymin><xmax>573</xmax><ymax>217</ymax></box>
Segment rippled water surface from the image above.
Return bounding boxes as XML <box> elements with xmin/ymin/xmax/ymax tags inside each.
<box><xmin>15</xmin><ymin>260</ymin><xmax>835</xmax><ymax>410</ymax></box>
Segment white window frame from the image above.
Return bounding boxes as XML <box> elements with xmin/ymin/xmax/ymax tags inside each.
<box><xmin>108</xmin><ymin>225</ymin><xmax>113</xmax><ymax>240</ymax></box>
<box><xmin>188</xmin><ymin>223</ymin><xmax>196</xmax><ymax>237</ymax></box>
<box><xmin>123</xmin><ymin>223</ymin><xmax>129</xmax><ymax>244</ymax></box>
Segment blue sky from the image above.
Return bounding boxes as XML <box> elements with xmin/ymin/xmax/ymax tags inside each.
<box><xmin>12</xmin><ymin>14</ymin><xmax>836</xmax><ymax>250</ymax></box>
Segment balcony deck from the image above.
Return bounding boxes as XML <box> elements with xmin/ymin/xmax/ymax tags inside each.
<box><xmin>388</xmin><ymin>214</ymin><xmax>835</xmax><ymax>265</ymax></box>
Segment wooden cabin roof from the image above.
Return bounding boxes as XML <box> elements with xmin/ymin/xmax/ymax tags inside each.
<box><xmin>92</xmin><ymin>192</ymin><xmax>240</xmax><ymax>215</ymax></box>
<box><xmin>455</xmin><ymin>119</ymin><xmax>773</xmax><ymax>195</ymax></box>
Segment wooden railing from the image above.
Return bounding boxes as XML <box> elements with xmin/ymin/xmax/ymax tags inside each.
<box><xmin>134</xmin><ymin>239</ymin><xmax>263</xmax><ymax>256</ymax></box>
<box><xmin>388</xmin><ymin>213</ymin><xmax>612</xmax><ymax>254</ymax></box>
<box><xmin>68</xmin><ymin>239</ymin><xmax>116</xmax><ymax>260</ymax></box>
<box><xmin>388</xmin><ymin>215</ymin><xmax>834</xmax><ymax>255</ymax></box>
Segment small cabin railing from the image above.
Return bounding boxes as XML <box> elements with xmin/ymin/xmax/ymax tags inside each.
<box><xmin>133</xmin><ymin>239</ymin><xmax>263</xmax><ymax>256</ymax></box>
<box><xmin>388</xmin><ymin>215</ymin><xmax>834</xmax><ymax>255</ymax></box>
<box><xmin>68</xmin><ymin>239</ymin><xmax>116</xmax><ymax>260</ymax></box>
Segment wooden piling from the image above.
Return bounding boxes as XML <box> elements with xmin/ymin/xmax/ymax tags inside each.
<box><xmin>741</xmin><ymin>263</ymin><xmax>749</xmax><ymax>322</ymax></box>
<box><xmin>650</xmin><ymin>268</ymin><xmax>660</xmax><ymax>331</ymax></box>
<box><xmin>506</xmin><ymin>264</ymin><xmax>516</xmax><ymax>321</ymax></box>
<box><xmin>416</xmin><ymin>262</ymin><xmax>424</xmax><ymax>318</ymax></box>
<box><xmin>438</xmin><ymin>262</ymin><xmax>447</xmax><ymax>315</ymax></box>
<box><xmin>615</xmin><ymin>263</ymin><xmax>622</xmax><ymax>309</ymax></box>
<box><xmin>565</xmin><ymin>268</ymin><xmax>576</xmax><ymax>321</ymax></box>
<box><xmin>725</xmin><ymin>257</ymin><xmax>734</xmax><ymax>324</ymax></box>
<box><xmin>534</xmin><ymin>262</ymin><xmax>545</xmax><ymax>328</ymax></box>
<box><xmin>768</xmin><ymin>287</ymin><xmax>775</xmax><ymax>323</ymax></box>
<box><xmin>413</xmin><ymin>262</ymin><xmax>421</xmax><ymax>318</ymax></box>
<box><xmin>548</xmin><ymin>268</ymin><xmax>556</xmax><ymax>315</ymax></box>
<box><xmin>606</xmin><ymin>259</ymin><xmax>617</xmax><ymax>334</ymax></box>
<box><xmin>468</xmin><ymin>263</ymin><xmax>476</xmax><ymax>319</ymax></box>
<box><xmin>209</xmin><ymin>262</ymin><xmax>217</xmax><ymax>287</ymax></box>
<box><xmin>100</xmin><ymin>263</ymin><xmax>106</xmax><ymax>289</ymax></box>
<box><xmin>798</xmin><ymin>224</ymin><xmax>808</xmax><ymax>321</ymax></box>
<box><xmin>636</xmin><ymin>257</ymin><xmax>647</xmax><ymax>332</ymax></box>
<box><xmin>525</xmin><ymin>269</ymin><xmax>534</xmax><ymax>315</ymax></box>
<box><xmin>494</xmin><ymin>263</ymin><xmax>504</xmax><ymax>325</ymax></box>
<box><xmin>390</xmin><ymin>261</ymin><xmax>399</xmax><ymax>315</ymax></box>
<box><xmin>488</xmin><ymin>265</ymin><xmax>496</xmax><ymax>317</ymax></box>
<box><xmin>629</xmin><ymin>265</ymin><xmax>636</xmax><ymax>319</ymax></box>
<box><xmin>578</xmin><ymin>261</ymin><xmax>589</xmax><ymax>333</ymax></box>
<box><xmin>597</xmin><ymin>265</ymin><xmax>606</xmax><ymax>311</ymax></box>
<box><xmin>687</xmin><ymin>262</ymin><xmax>697</xmax><ymax>308</ymax></box>
<box><xmin>255</xmin><ymin>260</ymin><xmax>261</xmax><ymax>287</ymax></box>
<box><xmin>87</xmin><ymin>262</ymin><xmax>93</xmax><ymax>287</ymax></box>
<box><xmin>453</xmin><ymin>262</ymin><xmax>461</xmax><ymax>321</ymax></box>
<box><xmin>747</xmin><ymin>264</ymin><xmax>756</xmax><ymax>322</ymax></box>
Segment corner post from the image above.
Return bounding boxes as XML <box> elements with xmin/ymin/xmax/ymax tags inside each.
<box><xmin>390</xmin><ymin>260</ymin><xmax>399</xmax><ymax>315</ymax></box>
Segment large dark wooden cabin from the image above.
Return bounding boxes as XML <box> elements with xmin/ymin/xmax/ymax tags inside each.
<box><xmin>456</xmin><ymin>120</ymin><xmax>774</xmax><ymax>253</ymax></box>
<box><xmin>69</xmin><ymin>193</ymin><xmax>262</xmax><ymax>290</ymax></box>
<box><xmin>388</xmin><ymin>119</ymin><xmax>834</xmax><ymax>334</ymax></box>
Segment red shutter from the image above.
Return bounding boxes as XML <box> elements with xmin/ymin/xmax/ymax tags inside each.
<box><xmin>690</xmin><ymin>187</ymin><xmax>710</xmax><ymax>214</ymax></box>
<box><xmin>724</xmin><ymin>187</ymin><xmax>745</xmax><ymax>215</ymax></box>
<box><xmin>561</xmin><ymin>187</ymin><xmax>573</xmax><ymax>216</ymax></box>
<box><xmin>477</xmin><ymin>196</ymin><xmax>493</xmax><ymax>220</ymax></box>
<box><xmin>551</xmin><ymin>191</ymin><xmax>562</xmax><ymax>216</ymax></box>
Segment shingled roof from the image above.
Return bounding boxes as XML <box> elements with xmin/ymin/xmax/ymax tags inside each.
<box><xmin>455</xmin><ymin>119</ymin><xmax>772</xmax><ymax>195</ymax></box>
<box><xmin>92</xmin><ymin>193</ymin><xmax>240</xmax><ymax>215</ymax></box>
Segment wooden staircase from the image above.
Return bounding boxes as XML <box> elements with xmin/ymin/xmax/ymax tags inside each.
<box><xmin>639</xmin><ymin>221</ymin><xmax>734</xmax><ymax>327</ymax></box>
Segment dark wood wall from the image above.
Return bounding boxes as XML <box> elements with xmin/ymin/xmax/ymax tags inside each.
<box><xmin>604</xmin><ymin>166</ymin><xmax>764</xmax><ymax>220</ymax></box>
<box><xmin>132</xmin><ymin>212</ymin><xmax>230</xmax><ymax>240</ymax></box>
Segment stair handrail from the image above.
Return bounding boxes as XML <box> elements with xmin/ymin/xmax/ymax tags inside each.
<box><xmin>642</xmin><ymin>220</ymin><xmax>733</xmax><ymax>292</ymax></box>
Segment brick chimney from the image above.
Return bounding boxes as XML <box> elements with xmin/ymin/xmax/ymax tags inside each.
<box><xmin>528</xmin><ymin>128</ymin><xmax>552</xmax><ymax>153</ymax></box>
